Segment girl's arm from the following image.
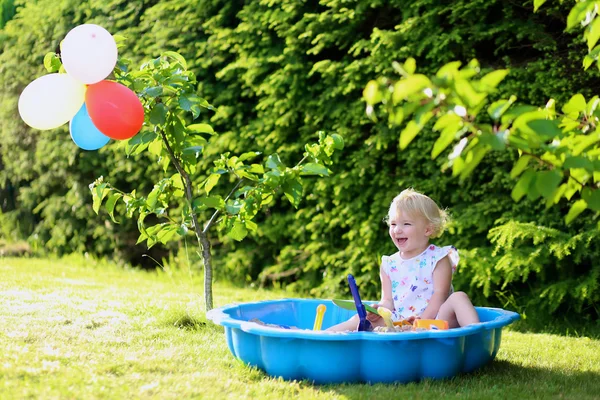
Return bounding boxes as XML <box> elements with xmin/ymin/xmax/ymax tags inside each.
<box><xmin>366</xmin><ymin>263</ymin><xmax>395</xmax><ymax>324</ymax></box>
<box><xmin>378</xmin><ymin>264</ymin><xmax>395</xmax><ymax>311</ymax></box>
<box><xmin>420</xmin><ymin>256</ymin><xmax>452</xmax><ymax>319</ymax></box>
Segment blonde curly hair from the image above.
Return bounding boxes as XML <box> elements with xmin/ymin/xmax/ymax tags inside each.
<box><xmin>386</xmin><ymin>188</ymin><xmax>449</xmax><ymax>238</ymax></box>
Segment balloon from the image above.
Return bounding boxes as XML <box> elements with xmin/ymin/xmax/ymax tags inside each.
<box><xmin>85</xmin><ymin>80</ymin><xmax>144</xmax><ymax>140</ymax></box>
<box><xmin>18</xmin><ymin>73</ymin><xmax>86</xmax><ymax>130</ymax></box>
<box><xmin>61</xmin><ymin>24</ymin><xmax>118</xmax><ymax>84</ymax></box>
<box><xmin>69</xmin><ymin>103</ymin><xmax>110</xmax><ymax>150</ymax></box>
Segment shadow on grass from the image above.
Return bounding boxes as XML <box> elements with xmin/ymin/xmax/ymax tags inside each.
<box><xmin>510</xmin><ymin>318</ymin><xmax>600</xmax><ymax>339</ymax></box>
<box><xmin>233</xmin><ymin>358</ymin><xmax>600</xmax><ymax>398</ymax></box>
<box><xmin>312</xmin><ymin>359</ymin><xmax>600</xmax><ymax>398</ymax></box>
<box><xmin>164</xmin><ymin>314</ymin><xmax>206</xmax><ymax>331</ymax></box>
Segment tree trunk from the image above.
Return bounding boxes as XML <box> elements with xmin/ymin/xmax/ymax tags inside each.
<box><xmin>198</xmin><ymin>230</ymin><xmax>213</xmax><ymax>311</ymax></box>
<box><xmin>160</xmin><ymin>129</ymin><xmax>214</xmax><ymax>311</ymax></box>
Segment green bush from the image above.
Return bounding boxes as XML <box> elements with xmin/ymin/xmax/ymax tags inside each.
<box><xmin>1</xmin><ymin>0</ymin><xmax>598</xmax><ymax>320</ymax></box>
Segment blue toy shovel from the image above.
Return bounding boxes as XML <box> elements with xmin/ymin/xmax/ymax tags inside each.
<box><xmin>347</xmin><ymin>274</ymin><xmax>373</xmax><ymax>332</ymax></box>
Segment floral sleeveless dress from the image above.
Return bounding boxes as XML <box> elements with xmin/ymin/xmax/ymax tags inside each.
<box><xmin>381</xmin><ymin>244</ymin><xmax>458</xmax><ymax>321</ymax></box>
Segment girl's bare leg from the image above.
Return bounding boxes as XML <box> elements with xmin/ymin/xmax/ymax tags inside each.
<box><xmin>436</xmin><ymin>291</ymin><xmax>480</xmax><ymax>328</ymax></box>
<box><xmin>325</xmin><ymin>314</ymin><xmax>387</xmax><ymax>332</ymax></box>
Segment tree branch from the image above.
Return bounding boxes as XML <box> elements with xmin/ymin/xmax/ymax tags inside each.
<box><xmin>203</xmin><ymin>177</ymin><xmax>245</xmax><ymax>234</ymax></box>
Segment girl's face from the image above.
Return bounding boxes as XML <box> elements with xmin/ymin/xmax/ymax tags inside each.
<box><xmin>388</xmin><ymin>211</ymin><xmax>433</xmax><ymax>259</ymax></box>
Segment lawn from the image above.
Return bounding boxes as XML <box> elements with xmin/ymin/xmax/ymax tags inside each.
<box><xmin>1</xmin><ymin>256</ymin><xmax>599</xmax><ymax>399</ymax></box>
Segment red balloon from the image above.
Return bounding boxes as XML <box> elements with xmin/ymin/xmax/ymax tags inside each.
<box><xmin>85</xmin><ymin>80</ymin><xmax>144</xmax><ymax>140</ymax></box>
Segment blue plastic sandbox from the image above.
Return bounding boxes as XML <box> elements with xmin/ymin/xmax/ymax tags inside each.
<box><xmin>207</xmin><ymin>298</ymin><xmax>520</xmax><ymax>384</ymax></box>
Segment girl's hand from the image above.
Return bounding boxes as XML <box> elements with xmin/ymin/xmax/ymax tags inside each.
<box><xmin>366</xmin><ymin>303</ymin><xmax>383</xmax><ymax>323</ymax></box>
<box><xmin>406</xmin><ymin>315</ymin><xmax>421</xmax><ymax>324</ymax></box>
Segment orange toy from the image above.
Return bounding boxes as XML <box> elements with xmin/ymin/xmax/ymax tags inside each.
<box><xmin>413</xmin><ymin>319</ymin><xmax>449</xmax><ymax>330</ymax></box>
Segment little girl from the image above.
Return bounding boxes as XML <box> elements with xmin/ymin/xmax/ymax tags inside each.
<box><xmin>327</xmin><ymin>188</ymin><xmax>479</xmax><ymax>331</ymax></box>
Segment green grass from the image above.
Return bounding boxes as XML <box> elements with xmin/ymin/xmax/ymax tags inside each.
<box><xmin>1</xmin><ymin>256</ymin><xmax>599</xmax><ymax>399</ymax></box>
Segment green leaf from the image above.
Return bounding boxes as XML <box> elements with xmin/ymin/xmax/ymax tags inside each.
<box><xmin>533</xmin><ymin>0</ymin><xmax>547</xmax><ymax>12</ymax></box>
<box><xmin>565</xmin><ymin>199</ymin><xmax>587</xmax><ymax>224</ymax></box>
<box><xmin>149</xmin><ymin>103</ymin><xmax>168</xmax><ymax>125</ymax></box>
<box><xmin>563</xmin><ymin>156</ymin><xmax>594</xmax><ymax>171</ymax></box>
<box><xmin>266</xmin><ymin>154</ymin><xmax>284</xmax><ymax>170</ymax></box>
<box><xmin>170</xmin><ymin>174</ymin><xmax>185</xmax><ymax>198</ymax></box>
<box><xmin>197</xmin><ymin>196</ymin><xmax>225</xmax><ymax>209</ymax></box>
<box><xmin>587</xmin><ymin>17</ymin><xmax>600</xmax><ymax>49</ymax></box>
<box><xmin>204</xmin><ymin>174</ymin><xmax>220</xmax><ymax>194</ymax></box>
<box><xmin>562</xmin><ymin>94</ymin><xmax>587</xmax><ymax>115</ymax></box>
<box><xmin>459</xmin><ymin>146</ymin><xmax>489</xmax><ymax>180</ymax></box>
<box><xmin>526</xmin><ymin>119</ymin><xmax>562</xmax><ymax>139</ymax></box>
<box><xmin>179</xmin><ymin>93</ymin><xmax>198</xmax><ymax>113</ymax></box>
<box><xmin>479</xmin><ymin>130</ymin><xmax>506</xmax><ymax>151</ymax></box>
<box><xmin>363</xmin><ymin>80</ymin><xmax>382</xmax><ymax>105</ymax></box>
<box><xmin>146</xmin><ymin>186</ymin><xmax>161</xmax><ymax>209</ymax></box>
<box><xmin>388</xmin><ymin>107</ymin><xmax>404</xmax><ymax>125</ymax></box>
<box><xmin>586</xmin><ymin>95</ymin><xmax>600</xmax><ymax>116</ymax></box>
<box><xmin>144</xmin><ymin>86</ymin><xmax>163</xmax><ymax>98</ymax></box>
<box><xmin>454</xmin><ymin>79</ymin><xmax>486</xmax><ymax>109</ymax></box>
<box><xmin>404</xmin><ymin>58</ymin><xmax>416</xmax><ymax>75</ymax></box>
<box><xmin>567</xmin><ymin>1</ymin><xmax>596</xmax><ymax>31</ymax></box>
<box><xmin>128</xmin><ymin>130</ymin><xmax>157</xmax><ymax>146</ymax></box>
<box><xmin>187</xmin><ymin>123</ymin><xmax>215</xmax><ymax>135</ymax></box>
<box><xmin>239</xmin><ymin>151</ymin><xmax>261</xmax><ymax>162</ymax></box>
<box><xmin>182</xmin><ymin>146</ymin><xmax>203</xmax><ymax>158</ymax></box>
<box><xmin>330</xmin><ymin>134</ymin><xmax>344</xmax><ymax>150</ymax></box>
<box><xmin>431</xmin><ymin>117</ymin><xmax>462</xmax><ymax>159</ymax></box>
<box><xmin>92</xmin><ymin>184</ymin><xmax>109</xmax><ymax>214</ymax></box>
<box><xmin>392</xmin><ymin>74</ymin><xmax>431</xmax><ymax>103</ymax></box>
<box><xmin>301</xmin><ymin>163</ymin><xmax>330</xmax><ymax>176</ymax></box>
<box><xmin>584</xmin><ymin>54</ymin><xmax>595</xmax><ymax>70</ymax></box>
<box><xmin>399</xmin><ymin>112</ymin><xmax>433</xmax><ymax>150</ymax></box>
<box><xmin>157</xmin><ymin>224</ymin><xmax>179</xmax><ymax>244</ymax></box>
<box><xmin>225</xmin><ymin>200</ymin><xmax>242</xmax><ymax>215</ymax></box>
<box><xmin>436</xmin><ymin>61</ymin><xmax>462</xmax><ymax>80</ymax></box>
<box><xmin>480</xmin><ymin>70</ymin><xmax>509</xmax><ymax>89</ymax></box>
<box><xmin>488</xmin><ymin>95</ymin><xmax>517</xmax><ymax>121</ymax></box>
<box><xmin>105</xmin><ymin>193</ymin><xmax>122</xmax><ymax>223</ymax></box>
<box><xmin>136</xmin><ymin>231</ymin><xmax>148</xmax><ymax>246</ymax></box>
<box><xmin>177</xmin><ymin>224</ymin><xmax>189</xmax><ymax>236</ymax></box>
<box><xmin>249</xmin><ymin>164</ymin><xmax>265</xmax><ymax>174</ymax></box>
<box><xmin>282</xmin><ymin>178</ymin><xmax>303</xmax><ymax>208</ymax></box>
<box><xmin>400</xmin><ymin>121</ymin><xmax>420</xmax><ymax>150</ymax></box>
<box><xmin>572</xmin><ymin>129</ymin><xmax>600</xmax><ymax>155</ymax></box>
<box><xmin>510</xmin><ymin>155</ymin><xmax>531</xmax><ymax>178</ymax></box>
<box><xmin>228</xmin><ymin>219</ymin><xmax>248</xmax><ymax>241</ymax></box>
<box><xmin>245</xmin><ymin>219</ymin><xmax>258</xmax><ymax>232</ymax></box>
<box><xmin>534</xmin><ymin>170</ymin><xmax>563</xmax><ymax>199</ymax></box>
<box><xmin>43</xmin><ymin>53</ymin><xmax>61</xmax><ymax>73</ymax></box>
<box><xmin>148</xmin><ymin>139</ymin><xmax>162</xmax><ymax>158</ymax></box>
<box><xmin>511</xmin><ymin>169</ymin><xmax>535</xmax><ymax>202</ymax></box>
<box><xmin>582</xmin><ymin>188</ymin><xmax>600</xmax><ymax>211</ymax></box>
<box><xmin>163</xmin><ymin>51</ymin><xmax>187</xmax><ymax>69</ymax></box>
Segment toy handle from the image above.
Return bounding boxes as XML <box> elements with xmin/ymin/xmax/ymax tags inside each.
<box><xmin>347</xmin><ymin>274</ymin><xmax>372</xmax><ymax>332</ymax></box>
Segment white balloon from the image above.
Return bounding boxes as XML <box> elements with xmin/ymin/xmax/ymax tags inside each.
<box><xmin>18</xmin><ymin>73</ymin><xmax>86</xmax><ymax>130</ymax></box>
<box><xmin>61</xmin><ymin>24</ymin><xmax>118</xmax><ymax>84</ymax></box>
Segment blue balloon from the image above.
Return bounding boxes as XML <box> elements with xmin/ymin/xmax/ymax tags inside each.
<box><xmin>69</xmin><ymin>103</ymin><xmax>110</xmax><ymax>150</ymax></box>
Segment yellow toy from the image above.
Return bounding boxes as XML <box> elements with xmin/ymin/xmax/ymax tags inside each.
<box><xmin>376</xmin><ymin>307</ymin><xmax>395</xmax><ymax>329</ymax></box>
<box><xmin>313</xmin><ymin>304</ymin><xmax>326</xmax><ymax>330</ymax></box>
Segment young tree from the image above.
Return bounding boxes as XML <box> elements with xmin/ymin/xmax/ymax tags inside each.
<box><xmin>44</xmin><ymin>50</ymin><xmax>343</xmax><ymax>311</ymax></box>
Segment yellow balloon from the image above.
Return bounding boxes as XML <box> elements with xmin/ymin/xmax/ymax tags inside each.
<box><xmin>18</xmin><ymin>73</ymin><xmax>86</xmax><ymax>130</ymax></box>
